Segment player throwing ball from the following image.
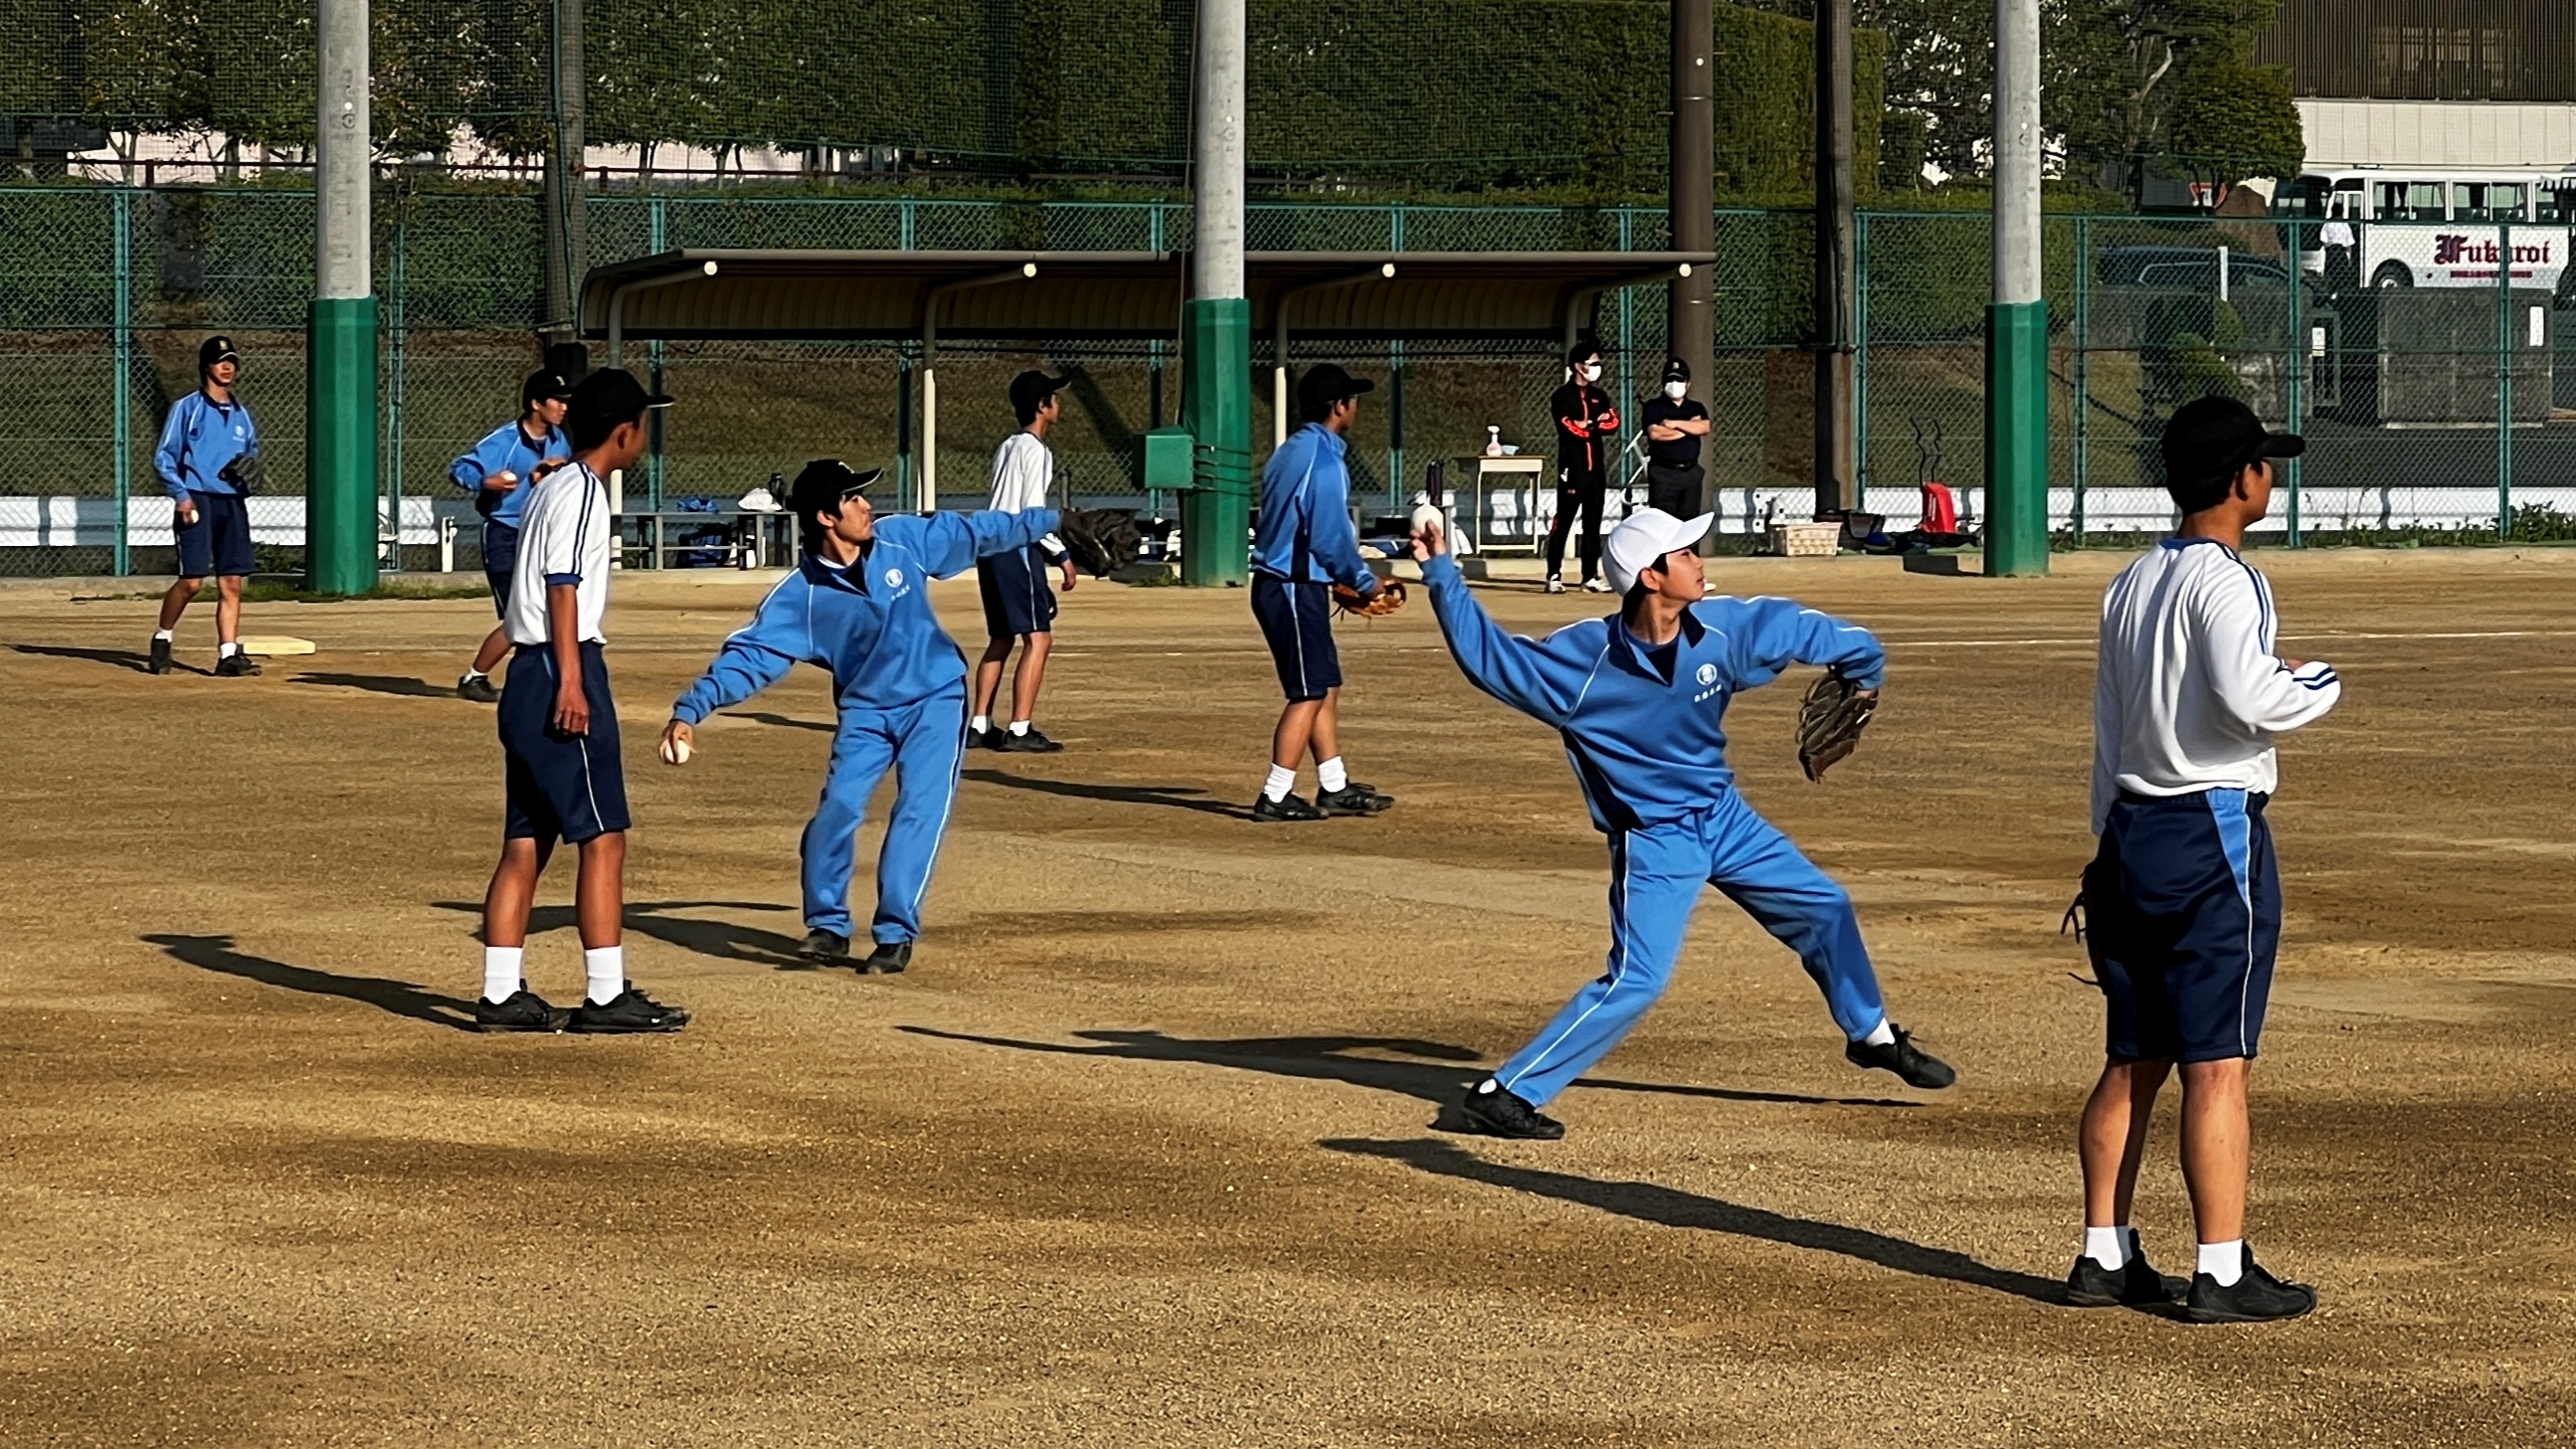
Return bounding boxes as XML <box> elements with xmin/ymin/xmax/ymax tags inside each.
<box><xmin>1413</xmin><ymin>507</ymin><xmax>1954</xmax><ymax>1140</ymax></box>
<box><xmin>659</xmin><ymin>459</ymin><xmax>1064</xmax><ymax>974</ymax></box>
<box><xmin>2069</xmin><ymin>396</ymin><xmax>2340</xmax><ymax>1324</ymax></box>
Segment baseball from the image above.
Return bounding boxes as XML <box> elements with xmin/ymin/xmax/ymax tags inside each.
<box><xmin>659</xmin><ymin>734</ymin><xmax>692</xmax><ymax>766</ymax></box>
<box><xmin>1409</xmin><ymin>503</ymin><xmax>1445</xmax><ymax>537</ymax></box>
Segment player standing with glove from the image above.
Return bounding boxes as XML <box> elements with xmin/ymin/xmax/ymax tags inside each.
<box><xmin>1413</xmin><ymin>506</ymin><xmax>1954</xmax><ymax>1141</ymax></box>
<box><xmin>149</xmin><ymin>335</ymin><xmax>265</xmax><ymax>676</ymax></box>
<box><xmin>659</xmin><ymin>459</ymin><xmax>1068</xmax><ymax>975</ymax></box>
<box><xmin>453</xmin><ymin>370</ymin><xmax>574</xmax><ymax>702</ymax></box>
<box><xmin>2068</xmin><ymin>396</ymin><xmax>2340</xmax><ymax>1324</ymax></box>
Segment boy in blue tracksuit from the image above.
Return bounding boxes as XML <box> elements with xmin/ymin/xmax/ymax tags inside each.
<box><xmin>452</xmin><ymin>369</ymin><xmax>574</xmax><ymax>702</ymax></box>
<box><xmin>1414</xmin><ymin>507</ymin><xmax>1958</xmax><ymax>1141</ymax></box>
<box><xmin>1246</xmin><ymin>363</ymin><xmax>1395</xmax><ymax>821</ymax></box>
<box><xmin>659</xmin><ymin>459</ymin><xmax>1059</xmax><ymax>975</ymax></box>
<box><xmin>150</xmin><ymin>335</ymin><xmax>264</xmax><ymax>677</ymax></box>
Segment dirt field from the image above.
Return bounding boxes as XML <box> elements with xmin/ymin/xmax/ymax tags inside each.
<box><xmin>4</xmin><ymin>546</ymin><xmax>2571</xmax><ymax>1447</ymax></box>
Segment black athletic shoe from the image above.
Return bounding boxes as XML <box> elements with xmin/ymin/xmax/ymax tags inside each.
<box><xmin>568</xmin><ymin>983</ymin><xmax>690</xmax><ymax>1033</ymax></box>
<box><xmin>148</xmin><ymin>636</ymin><xmax>173</xmax><ymax>674</ymax></box>
<box><xmin>1251</xmin><ymin>791</ymin><xmax>1325</xmax><ymax>821</ymax></box>
<box><xmin>474</xmin><ymin>986</ymin><xmax>566</xmax><ymax>1033</ymax></box>
<box><xmin>858</xmin><ymin>939</ymin><xmax>913</xmax><ymax>975</ymax></box>
<box><xmin>1316</xmin><ymin>784</ymin><xmax>1395</xmax><ymax>815</ymax></box>
<box><xmin>2185</xmin><ymin>1252</ymin><xmax>2317</xmax><ymax>1324</ymax></box>
<box><xmin>994</xmin><ymin>727</ymin><xmax>1064</xmax><ymax>754</ymax></box>
<box><xmin>214</xmin><ymin>651</ymin><xmax>261</xmax><ymax>677</ymax></box>
<box><xmin>966</xmin><ymin>727</ymin><xmax>998</xmax><ymax>750</ymax></box>
<box><xmin>2066</xmin><ymin>1251</ymin><xmax>2190</xmax><ymax>1309</ymax></box>
<box><xmin>1458</xmin><ymin>1079</ymin><xmax>1565</xmax><ymax>1140</ymax></box>
<box><xmin>1845</xmin><ymin>1024</ymin><xmax>1956</xmax><ymax>1089</ymax></box>
<box><xmin>458</xmin><ymin>673</ymin><xmax>500</xmax><ymax>703</ymax></box>
<box><xmin>798</xmin><ymin>929</ymin><xmax>850</xmax><ymax>964</ymax></box>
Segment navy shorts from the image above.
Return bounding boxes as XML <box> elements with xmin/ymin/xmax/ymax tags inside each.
<box><xmin>498</xmin><ymin>641</ymin><xmax>631</xmax><ymax>845</ymax></box>
<box><xmin>175</xmin><ymin>491</ymin><xmax>255</xmax><ymax>579</ymax></box>
<box><xmin>978</xmin><ymin>543</ymin><xmax>1059</xmax><ymax>638</ymax></box>
<box><xmin>1250</xmin><ymin>575</ymin><xmax>1340</xmax><ymax>702</ymax></box>
<box><xmin>481</xmin><ymin>520</ymin><xmax>520</xmax><ymax>619</ymax></box>
<box><xmin>2084</xmin><ymin>789</ymin><xmax>2280</xmax><ymax>1063</ymax></box>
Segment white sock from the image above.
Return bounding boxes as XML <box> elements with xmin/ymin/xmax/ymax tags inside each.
<box><xmin>1262</xmin><ymin>764</ymin><xmax>1297</xmax><ymax>803</ymax></box>
<box><xmin>462</xmin><ymin>667</ymin><xmax>487</xmax><ymax>682</ymax></box>
<box><xmin>971</xmin><ymin>714</ymin><xmax>991</xmax><ymax>733</ymax></box>
<box><xmin>482</xmin><ymin>946</ymin><xmax>524</xmax><ymax>1004</ymax></box>
<box><xmin>218</xmin><ymin>640</ymin><xmax>242</xmax><ymax>657</ymax></box>
<box><xmin>153</xmin><ymin>629</ymin><xmax>174</xmax><ymax>642</ymax></box>
<box><xmin>1317</xmin><ymin>756</ymin><xmax>1349</xmax><ymax>793</ymax></box>
<box><xmin>583</xmin><ymin>946</ymin><xmax>625</xmax><ymax>1005</ymax></box>
<box><xmin>1009</xmin><ymin>719</ymin><xmax>1030</xmax><ymax>735</ymax></box>
<box><xmin>1861</xmin><ymin>1018</ymin><xmax>1896</xmax><ymax>1047</ymax></box>
<box><xmin>2197</xmin><ymin>1239</ymin><xmax>2246</xmax><ymax>1286</ymax></box>
<box><xmin>2083</xmin><ymin>1225</ymin><xmax>2130</xmax><ymax>1271</ymax></box>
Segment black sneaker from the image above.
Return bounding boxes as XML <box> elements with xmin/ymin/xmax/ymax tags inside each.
<box><xmin>214</xmin><ymin>651</ymin><xmax>261</xmax><ymax>677</ymax></box>
<box><xmin>994</xmin><ymin>726</ymin><xmax>1064</xmax><ymax>754</ymax></box>
<box><xmin>568</xmin><ymin>983</ymin><xmax>690</xmax><ymax>1033</ymax></box>
<box><xmin>798</xmin><ymin>928</ymin><xmax>849</xmax><ymax>964</ymax></box>
<box><xmin>2066</xmin><ymin>1251</ymin><xmax>2189</xmax><ymax>1309</ymax></box>
<box><xmin>2185</xmin><ymin>1251</ymin><xmax>2317</xmax><ymax>1324</ymax></box>
<box><xmin>1316</xmin><ymin>784</ymin><xmax>1394</xmax><ymax>815</ymax></box>
<box><xmin>1845</xmin><ymin>1024</ymin><xmax>1956</xmax><ymax>1089</ymax></box>
<box><xmin>458</xmin><ymin>673</ymin><xmax>500</xmax><ymax>703</ymax></box>
<box><xmin>966</xmin><ymin>727</ymin><xmax>998</xmax><ymax>750</ymax></box>
<box><xmin>1251</xmin><ymin>791</ymin><xmax>1325</xmax><ymax>821</ymax></box>
<box><xmin>148</xmin><ymin>636</ymin><xmax>173</xmax><ymax>674</ymax></box>
<box><xmin>859</xmin><ymin>939</ymin><xmax>913</xmax><ymax>975</ymax></box>
<box><xmin>1458</xmin><ymin>1079</ymin><xmax>1565</xmax><ymax>1140</ymax></box>
<box><xmin>474</xmin><ymin>986</ymin><xmax>567</xmax><ymax>1033</ymax></box>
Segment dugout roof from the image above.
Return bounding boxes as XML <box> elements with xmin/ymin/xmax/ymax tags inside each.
<box><xmin>577</xmin><ymin>250</ymin><xmax>1714</xmax><ymax>350</ymax></box>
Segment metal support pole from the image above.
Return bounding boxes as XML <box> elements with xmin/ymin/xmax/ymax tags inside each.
<box><xmin>648</xmin><ymin>196</ymin><xmax>667</xmax><ymax>509</ymax></box>
<box><xmin>309</xmin><ymin>0</ymin><xmax>378</xmax><ymax>594</ymax></box>
<box><xmin>1388</xmin><ymin>339</ymin><xmax>1404</xmax><ymax>511</ymax></box>
<box><xmin>1617</xmin><ymin>206</ymin><xmax>1634</xmax><ymax>495</ymax></box>
<box><xmin>1854</xmin><ymin>209</ymin><xmax>1870</xmax><ymax>509</ymax></box>
<box><xmin>2498</xmin><ymin>219</ymin><xmax>2514</xmax><ymax>537</ymax></box>
<box><xmin>2073</xmin><ymin>214</ymin><xmax>2091</xmax><ymax>543</ymax></box>
<box><xmin>1984</xmin><ymin>0</ymin><xmax>2048</xmax><ymax>577</ymax></box>
<box><xmin>112</xmin><ymin>188</ymin><xmax>132</xmax><ymax>576</ymax></box>
<box><xmin>386</xmin><ymin>199</ymin><xmax>407</xmax><ymax>570</ymax></box>
<box><xmin>1672</xmin><ymin>0</ymin><xmax>1717</xmax><ymax>530</ymax></box>
<box><xmin>2283</xmin><ymin>218</ymin><xmax>2302</xmax><ymax>546</ymax></box>
<box><xmin>1184</xmin><ymin>0</ymin><xmax>1253</xmax><ymax>587</ymax></box>
<box><xmin>541</xmin><ymin>0</ymin><xmax>587</xmax><ymax>340</ymax></box>
<box><xmin>1814</xmin><ymin>0</ymin><xmax>1858</xmax><ymax>518</ymax></box>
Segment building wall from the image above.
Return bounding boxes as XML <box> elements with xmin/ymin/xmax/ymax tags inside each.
<box><xmin>2300</xmin><ymin>98</ymin><xmax>2576</xmax><ymax>169</ymax></box>
<box><xmin>2261</xmin><ymin>0</ymin><xmax>2576</xmax><ymax>103</ymax></box>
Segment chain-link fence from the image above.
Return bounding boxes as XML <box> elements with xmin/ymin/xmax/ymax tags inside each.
<box><xmin>5</xmin><ymin>186</ymin><xmax>2565</xmax><ymax>576</ymax></box>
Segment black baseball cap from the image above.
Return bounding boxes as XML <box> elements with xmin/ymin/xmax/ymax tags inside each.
<box><xmin>1295</xmin><ymin>362</ymin><xmax>1375</xmax><ymax>418</ymax></box>
<box><xmin>788</xmin><ymin>458</ymin><xmax>882</xmax><ymax>519</ymax></box>
<box><xmin>1009</xmin><ymin>370</ymin><xmax>1071</xmax><ymax>420</ymax></box>
<box><xmin>2160</xmin><ymin>395</ymin><xmax>2303</xmax><ymax>510</ymax></box>
<box><xmin>1661</xmin><ymin>355</ymin><xmax>1690</xmax><ymax>384</ymax></box>
<box><xmin>522</xmin><ymin>369</ymin><xmax>574</xmax><ymax>407</ymax></box>
<box><xmin>199</xmin><ymin>335</ymin><xmax>239</xmax><ymax>369</ymax></box>
<box><xmin>567</xmin><ymin>367</ymin><xmax>673</xmax><ymax>444</ymax></box>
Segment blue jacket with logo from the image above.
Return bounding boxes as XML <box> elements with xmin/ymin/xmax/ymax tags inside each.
<box><xmin>154</xmin><ymin>391</ymin><xmax>259</xmax><ymax>499</ymax></box>
<box><xmin>1250</xmin><ymin>423</ymin><xmax>1379</xmax><ymax>594</ymax></box>
<box><xmin>451</xmin><ymin>418</ymin><xmax>571</xmax><ymax>528</ymax></box>
<box><xmin>1421</xmin><ymin>552</ymin><xmax>1885</xmax><ymax>830</ymax></box>
<box><xmin>670</xmin><ymin>509</ymin><xmax>1060</xmax><ymax>724</ymax></box>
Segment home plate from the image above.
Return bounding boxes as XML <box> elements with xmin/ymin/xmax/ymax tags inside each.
<box><xmin>239</xmin><ymin>635</ymin><xmax>316</xmax><ymax>656</ymax></box>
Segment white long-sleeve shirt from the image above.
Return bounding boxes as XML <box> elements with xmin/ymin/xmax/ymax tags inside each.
<box><xmin>2091</xmin><ymin>537</ymin><xmax>2341</xmax><ymax>832</ymax></box>
<box><xmin>987</xmin><ymin>431</ymin><xmax>1066</xmax><ymax>559</ymax></box>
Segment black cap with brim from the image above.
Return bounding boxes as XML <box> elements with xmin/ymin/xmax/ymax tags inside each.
<box><xmin>789</xmin><ymin>458</ymin><xmax>883</xmax><ymax>519</ymax></box>
<box><xmin>1295</xmin><ymin>362</ymin><xmax>1376</xmax><ymax>417</ymax></box>
<box><xmin>568</xmin><ymin>367</ymin><xmax>673</xmax><ymax>441</ymax></box>
<box><xmin>2160</xmin><ymin>394</ymin><xmax>2302</xmax><ymax>500</ymax></box>
<box><xmin>199</xmin><ymin>335</ymin><xmax>240</xmax><ymax>369</ymax></box>
<box><xmin>523</xmin><ymin>369</ymin><xmax>575</xmax><ymax>406</ymax></box>
<box><xmin>1009</xmin><ymin>370</ymin><xmax>1072</xmax><ymax>419</ymax></box>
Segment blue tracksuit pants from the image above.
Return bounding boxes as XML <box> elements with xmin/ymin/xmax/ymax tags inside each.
<box><xmin>802</xmin><ymin>686</ymin><xmax>969</xmax><ymax>943</ymax></box>
<box><xmin>1495</xmin><ymin>790</ymin><xmax>1889</xmax><ymax>1107</ymax></box>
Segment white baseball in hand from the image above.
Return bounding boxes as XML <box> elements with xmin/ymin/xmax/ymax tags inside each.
<box><xmin>659</xmin><ymin>734</ymin><xmax>692</xmax><ymax>766</ymax></box>
<box><xmin>1409</xmin><ymin>503</ymin><xmax>1444</xmax><ymax>535</ymax></box>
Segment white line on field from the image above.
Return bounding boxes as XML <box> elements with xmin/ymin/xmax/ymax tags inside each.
<box><xmin>1880</xmin><ymin>629</ymin><xmax>2574</xmax><ymax>648</ymax></box>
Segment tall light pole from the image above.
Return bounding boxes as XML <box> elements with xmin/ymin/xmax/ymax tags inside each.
<box><xmin>1815</xmin><ymin>0</ymin><xmax>1858</xmax><ymax>518</ymax></box>
<box><xmin>1986</xmin><ymin>0</ymin><xmax>2049</xmax><ymax>576</ymax></box>
<box><xmin>1672</xmin><ymin>0</ymin><xmax>1715</xmax><ymax>528</ymax></box>
<box><xmin>542</xmin><ymin>0</ymin><xmax>588</xmax><ymax>343</ymax></box>
<box><xmin>309</xmin><ymin>0</ymin><xmax>377</xmax><ymax>593</ymax></box>
<box><xmin>1182</xmin><ymin>0</ymin><xmax>1252</xmax><ymax>586</ymax></box>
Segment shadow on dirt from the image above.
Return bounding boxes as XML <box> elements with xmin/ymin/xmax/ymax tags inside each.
<box><xmin>961</xmin><ymin>770</ymin><xmax>1245</xmax><ymax>818</ymax></box>
<box><xmin>144</xmin><ymin>932</ymin><xmax>478</xmax><ymax>1030</ymax></box>
<box><xmin>15</xmin><ymin>642</ymin><xmax>192</xmax><ymax>674</ymax></box>
<box><xmin>291</xmin><ymin>673</ymin><xmax>456</xmax><ymax>698</ymax></box>
<box><xmin>1322</xmin><ymin>1136</ymin><xmax>2066</xmax><ymax>1305</ymax></box>
<box><xmin>431</xmin><ymin>899</ymin><xmax>811</xmax><ymax>970</ymax></box>
<box><xmin>724</xmin><ymin>710</ymin><xmax>833</xmax><ymax>733</ymax></box>
<box><xmin>898</xmin><ymin>1026</ymin><xmax>1922</xmax><ymax>1113</ymax></box>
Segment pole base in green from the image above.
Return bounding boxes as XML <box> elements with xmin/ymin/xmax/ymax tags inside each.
<box><xmin>308</xmin><ymin>295</ymin><xmax>380</xmax><ymax>595</ymax></box>
<box><xmin>1181</xmin><ymin>296</ymin><xmax>1253</xmax><ymax>588</ymax></box>
<box><xmin>1983</xmin><ymin>300</ymin><xmax>2050</xmax><ymax>578</ymax></box>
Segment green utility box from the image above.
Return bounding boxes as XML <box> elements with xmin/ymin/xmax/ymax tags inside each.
<box><xmin>1138</xmin><ymin>427</ymin><xmax>1197</xmax><ymax>493</ymax></box>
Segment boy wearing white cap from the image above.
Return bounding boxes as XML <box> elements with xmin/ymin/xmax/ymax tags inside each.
<box><xmin>1413</xmin><ymin>507</ymin><xmax>1956</xmax><ymax>1139</ymax></box>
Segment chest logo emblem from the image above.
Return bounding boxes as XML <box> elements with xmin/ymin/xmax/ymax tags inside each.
<box><xmin>883</xmin><ymin>567</ymin><xmax>904</xmax><ymax>590</ymax></box>
<box><xmin>1695</xmin><ymin>662</ymin><xmax>1718</xmax><ymax>687</ymax></box>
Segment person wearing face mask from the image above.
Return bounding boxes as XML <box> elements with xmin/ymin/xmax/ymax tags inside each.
<box><xmin>1640</xmin><ymin>357</ymin><xmax>1713</xmax><ymax>519</ymax></box>
<box><xmin>1545</xmin><ymin>343</ymin><xmax>1620</xmax><ymax>594</ymax></box>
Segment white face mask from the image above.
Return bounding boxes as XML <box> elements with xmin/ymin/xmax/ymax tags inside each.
<box><xmin>1581</xmin><ymin>364</ymin><xmax>1602</xmax><ymax>382</ymax></box>
<box><xmin>1663</xmin><ymin>381</ymin><xmax>1688</xmax><ymax>399</ymax></box>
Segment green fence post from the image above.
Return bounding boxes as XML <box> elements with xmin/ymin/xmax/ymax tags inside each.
<box><xmin>386</xmin><ymin>196</ymin><xmax>407</xmax><ymax>572</ymax></box>
<box><xmin>648</xmin><ymin>196</ymin><xmax>667</xmax><ymax>509</ymax></box>
<box><xmin>1389</xmin><ymin>201</ymin><xmax>1406</xmax><ymax>510</ymax></box>
<box><xmin>112</xmin><ymin>188</ymin><xmax>133</xmax><ymax>577</ymax></box>
<box><xmin>2072</xmin><ymin>214</ymin><xmax>2089</xmax><ymax>545</ymax></box>
<box><xmin>2498</xmin><ymin>218</ymin><xmax>2513</xmax><ymax>537</ymax></box>
<box><xmin>1855</xmin><ymin>211</ymin><xmax>1870</xmax><ymax>510</ymax></box>
<box><xmin>2283</xmin><ymin>216</ymin><xmax>2302</xmax><ymax>547</ymax></box>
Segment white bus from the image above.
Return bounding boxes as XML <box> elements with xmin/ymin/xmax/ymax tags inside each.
<box><xmin>2283</xmin><ymin>168</ymin><xmax>2576</xmax><ymax>291</ymax></box>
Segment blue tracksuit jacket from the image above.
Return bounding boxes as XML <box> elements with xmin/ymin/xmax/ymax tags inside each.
<box><xmin>451</xmin><ymin>418</ymin><xmax>570</xmax><ymax>528</ymax></box>
<box><xmin>154</xmin><ymin>391</ymin><xmax>259</xmax><ymax>499</ymax></box>
<box><xmin>1251</xmin><ymin>423</ymin><xmax>1379</xmax><ymax>593</ymax></box>
<box><xmin>1422</xmin><ymin>552</ymin><xmax>1897</xmax><ymax>1105</ymax></box>
<box><xmin>668</xmin><ymin>508</ymin><xmax>1058</xmax><ymax>943</ymax></box>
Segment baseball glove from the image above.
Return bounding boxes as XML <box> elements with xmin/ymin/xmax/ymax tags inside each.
<box><xmin>1333</xmin><ymin>578</ymin><xmax>1406</xmax><ymax>620</ymax></box>
<box><xmin>218</xmin><ymin>453</ymin><xmax>266</xmax><ymax>494</ymax></box>
<box><xmin>1056</xmin><ymin>507</ymin><xmax>1143</xmax><ymax>578</ymax></box>
<box><xmin>1796</xmin><ymin>668</ymin><xmax>1876</xmax><ymax>782</ymax></box>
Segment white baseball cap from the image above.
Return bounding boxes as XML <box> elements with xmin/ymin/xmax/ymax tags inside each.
<box><xmin>1602</xmin><ymin>507</ymin><xmax>1714</xmax><ymax>595</ymax></box>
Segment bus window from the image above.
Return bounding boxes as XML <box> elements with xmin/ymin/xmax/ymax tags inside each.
<box><xmin>2540</xmin><ymin>186</ymin><xmax>2576</xmax><ymax>225</ymax></box>
<box><xmin>2378</xmin><ymin>181</ymin><xmax>2448</xmax><ymax>222</ymax></box>
<box><xmin>2456</xmin><ymin>182</ymin><xmax>2527</xmax><ymax>222</ymax></box>
<box><xmin>2286</xmin><ymin>176</ymin><xmax>2331</xmax><ymax>219</ymax></box>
